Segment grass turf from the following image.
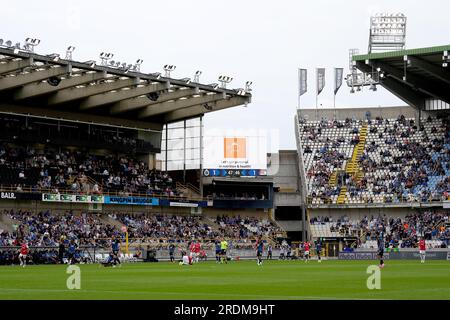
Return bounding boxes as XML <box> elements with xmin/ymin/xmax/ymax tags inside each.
<box><xmin>0</xmin><ymin>260</ymin><xmax>449</xmax><ymax>300</ymax></box>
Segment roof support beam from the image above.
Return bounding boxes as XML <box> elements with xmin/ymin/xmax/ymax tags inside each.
<box><xmin>408</xmin><ymin>56</ymin><xmax>450</xmax><ymax>85</ymax></box>
<box><xmin>13</xmin><ymin>71</ymin><xmax>108</xmax><ymax>100</ymax></box>
<box><xmin>79</xmin><ymin>81</ymin><xmax>170</xmax><ymax>110</ymax></box>
<box><xmin>356</xmin><ymin>61</ymin><xmax>426</xmax><ymax>110</ymax></box>
<box><xmin>373</xmin><ymin>61</ymin><xmax>450</xmax><ymax>105</ymax></box>
<box><xmin>109</xmin><ymin>87</ymin><xmax>200</xmax><ymax>115</ymax></box>
<box><xmin>47</xmin><ymin>77</ymin><xmax>139</xmax><ymax>105</ymax></box>
<box><xmin>0</xmin><ymin>103</ymin><xmax>163</xmax><ymax>131</ymax></box>
<box><xmin>0</xmin><ymin>58</ymin><xmax>34</xmax><ymax>75</ymax></box>
<box><xmin>0</xmin><ymin>65</ymin><xmax>70</xmax><ymax>90</ymax></box>
<box><xmin>162</xmin><ymin>96</ymin><xmax>250</xmax><ymax>123</ymax></box>
<box><xmin>138</xmin><ymin>92</ymin><xmax>226</xmax><ymax>119</ymax></box>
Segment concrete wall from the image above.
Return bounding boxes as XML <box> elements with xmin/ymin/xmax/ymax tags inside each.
<box><xmin>297</xmin><ymin>105</ymin><xmax>418</xmax><ymax>121</ymax></box>
<box><xmin>308</xmin><ymin>207</ymin><xmax>419</xmax><ymax>220</ymax></box>
<box><xmin>268</xmin><ymin>150</ymin><xmax>300</xmax><ymax>192</ymax></box>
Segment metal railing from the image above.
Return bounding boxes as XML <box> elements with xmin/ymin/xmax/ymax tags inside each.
<box><xmin>0</xmin><ymin>184</ymin><xmax>205</xmax><ymax>201</ymax></box>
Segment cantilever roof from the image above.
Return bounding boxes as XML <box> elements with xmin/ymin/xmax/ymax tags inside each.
<box><xmin>352</xmin><ymin>44</ymin><xmax>450</xmax><ymax>111</ymax></box>
<box><xmin>0</xmin><ymin>46</ymin><xmax>251</xmax><ymax>130</ymax></box>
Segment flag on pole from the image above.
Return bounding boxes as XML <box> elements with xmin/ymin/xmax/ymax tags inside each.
<box><xmin>316</xmin><ymin>68</ymin><xmax>325</xmax><ymax>95</ymax></box>
<box><xmin>299</xmin><ymin>69</ymin><xmax>307</xmax><ymax>97</ymax></box>
<box><xmin>334</xmin><ymin>68</ymin><xmax>344</xmax><ymax>95</ymax></box>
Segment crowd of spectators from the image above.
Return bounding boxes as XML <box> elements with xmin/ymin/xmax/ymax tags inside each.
<box><xmin>310</xmin><ymin>210</ymin><xmax>450</xmax><ymax>248</ymax></box>
<box><xmin>0</xmin><ymin>143</ymin><xmax>179</xmax><ymax>197</ymax></box>
<box><xmin>0</xmin><ymin>209</ymin><xmax>119</xmax><ymax>247</ymax></box>
<box><xmin>0</xmin><ymin>210</ymin><xmax>282</xmax><ymax>264</ymax></box>
<box><xmin>299</xmin><ymin>115</ymin><xmax>450</xmax><ymax>204</ymax></box>
<box><xmin>215</xmin><ymin>215</ymin><xmax>283</xmax><ymax>240</ymax></box>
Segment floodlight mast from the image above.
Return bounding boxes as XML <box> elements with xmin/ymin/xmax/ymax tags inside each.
<box><xmin>368</xmin><ymin>13</ymin><xmax>407</xmax><ymax>53</ymax></box>
<box><xmin>65</xmin><ymin>46</ymin><xmax>75</xmax><ymax>60</ymax></box>
<box><xmin>163</xmin><ymin>65</ymin><xmax>176</xmax><ymax>77</ymax></box>
<box><xmin>194</xmin><ymin>70</ymin><xmax>202</xmax><ymax>83</ymax></box>
<box><xmin>23</xmin><ymin>38</ymin><xmax>41</xmax><ymax>52</ymax></box>
<box><xmin>218</xmin><ymin>75</ymin><xmax>233</xmax><ymax>88</ymax></box>
<box><xmin>347</xmin><ymin>13</ymin><xmax>406</xmax><ymax>92</ymax></box>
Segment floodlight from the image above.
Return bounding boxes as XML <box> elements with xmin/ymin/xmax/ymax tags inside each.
<box><xmin>163</xmin><ymin>64</ymin><xmax>176</xmax><ymax>77</ymax></box>
<box><xmin>245</xmin><ymin>81</ymin><xmax>253</xmax><ymax>92</ymax></box>
<box><xmin>443</xmin><ymin>62</ymin><xmax>448</xmax><ymax>68</ymax></box>
<box><xmin>65</xmin><ymin>46</ymin><xmax>75</xmax><ymax>60</ymax></box>
<box><xmin>133</xmin><ymin>59</ymin><xmax>143</xmax><ymax>72</ymax></box>
<box><xmin>99</xmin><ymin>52</ymin><xmax>114</xmax><ymax>65</ymax></box>
<box><xmin>0</xmin><ymin>39</ymin><xmax>3</xmax><ymax>45</ymax></box>
<box><xmin>194</xmin><ymin>70</ymin><xmax>202</xmax><ymax>82</ymax></box>
<box><xmin>47</xmin><ymin>76</ymin><xmax>61</xmax><ymax>86</ymax></box>
<box><xmin>24</xmin><ymin>38</ymin><xmax>40</xmax><ymax>52</ymax></box>
<box><xmin>109</xmin><ymin>60</ymin><xmax>115</xmax><ymax>66</ymax></box>
<box><xmin>115</xmin><ymin>61</ymin><xmax>121</xmax><ymax>67</ymax></box>
<box><xmin>208</xmin><ymin>83</ymin><xmax>219</xmax><ymax>89</ymax></box>
<box><xmin>5</xmin><ymin>40</ymin><xmax>12</xmax><ymax>47</ymax></box>
<box><xmin>218</xmin><ymin>75</ymin><xmax>233</xmax><ymax>88</ymax></box>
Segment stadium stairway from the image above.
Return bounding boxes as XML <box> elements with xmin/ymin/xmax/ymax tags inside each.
<box><xmin>101</xmin><ymin>214</ymin><xmax>126</xmax><ymax>230</ymax></box>
<box><xmin>345</xmin><ymin>123</ymin><xmax>368</xmax><ymax>176</ymax></box>
<box><xmin>329</xmin><ymin>170</ymin><xmax>338</xmax><ymax>188</ymax></box>
<box><xmin>203</xmin><ymin>216</ymin><xmax>224</xmax><ymax>234</ymax></box>
<box><xmin>176</xmin><ymin>182</ymin><xmax>201</xmax><ymax>198</ymax></box>
<box><xmin>337</xmin><ymin>186</ymin><xmax>347</xmax><ymax>204</ymax></box>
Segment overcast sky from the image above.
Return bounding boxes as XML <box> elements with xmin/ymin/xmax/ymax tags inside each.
<box><xmin>2</xmin><ymin>0</ymin><xmax>449</xmax><ymax>151</ymax></box>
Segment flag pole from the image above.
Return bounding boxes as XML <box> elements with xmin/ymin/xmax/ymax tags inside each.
<box><xmin>298</xmin><ymin>68</ymin><xmax>301</xmax><ymax>111</ymax></box>
<box><xmin>315</xmin><ymin>69</ymin><xmax>318</xmax><ymax>121</ymax></box>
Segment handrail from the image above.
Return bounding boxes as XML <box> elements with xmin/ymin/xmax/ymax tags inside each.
<box><xmin>0</xmin><ymin>184</ymin><xmax>206</xmax><ymax>201</ymax></box>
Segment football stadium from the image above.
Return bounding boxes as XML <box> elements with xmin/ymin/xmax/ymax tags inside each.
<box><xmin>0</xmin><ymin>1</ymin><xmax>449</xmax><ymax>306</ymax></box>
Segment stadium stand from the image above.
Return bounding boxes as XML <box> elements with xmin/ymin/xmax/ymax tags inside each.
<box><xmin>298</xmin><ymin>114</ymin><xmax>450</xmax><ymax>205</ymax></box>
<box><xmin>310</xmin><ymin>210</ymin><xmax>450</xmax><ymax>248</ymax></box>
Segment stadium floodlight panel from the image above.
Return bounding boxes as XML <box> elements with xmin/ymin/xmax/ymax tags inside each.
<box><xmin>67</xmin><ymin>46</ymin><xmax>75</xmax><ymax>52</ymax></box>
<box><xmin>195</xmin><ymin>70</ymin><xmax>202</xmax><ymax>76</ymax></box>
<box><xmin>218</xmin><ymin>75</ymin><xmax>233</xmax><ymax>83</ymax></box>
<box><xmin>5</xmin><ymin>40</ymin><xmax>12</xmax><ymax>47</ymax></box>
<box><xmin>163</xmin><ymin>65</ymin><xmax>176</xmax><ymax>71</ymax></box>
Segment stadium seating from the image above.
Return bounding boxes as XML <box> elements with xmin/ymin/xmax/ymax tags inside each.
<box><xmin>310</xmin><ymin>210</ymin><xmax>450</xmax><ymax>248</ymax></box>
<box><xmin>0</xmin><ymin>142</ymin><xmax>179</xmax><ymax>197</ymax></box>
<box><xmin>298</xmin><ymin>115</ymin><xmax>450</xmax><ymax>204</ymax></box>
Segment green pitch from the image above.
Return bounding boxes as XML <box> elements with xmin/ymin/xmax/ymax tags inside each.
<box><xmin>0</xmin><ymin>260</ymin><xmax>449</xmax><ymax>300</ymax></box>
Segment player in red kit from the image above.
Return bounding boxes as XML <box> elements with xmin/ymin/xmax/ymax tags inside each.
<box><xmin>303</xmin><ymin>241</ymin><xmax>311</xmax><ymax>263</ymax></box>
<box><xmin>18</xmin><ymin>241</ymin><xmax>29</xmax><ymax>267</ymax></box>
<box><xmin>194</xmin><ymin>242</ymin><xmax>201</xmax><ymax>263</ymax></box>
<box><xmin>189</xmin><ymin>241</ymin><xmax>195</xmax><ymax>260</ymax></box>
<box><xmin>418</xmin><ymin>237</ymin><xmax>426</xmax><ymax>263</ymax></box>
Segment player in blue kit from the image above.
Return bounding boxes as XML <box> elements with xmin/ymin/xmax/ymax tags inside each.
<box><xmin>377</xmin><ymin>231</ymin><xmax>385</xmax><ymax>268</ymax></box>
<box><xmin>255</xmin><ymin>237</ymin><xmax>264</xmax><ymax>266</ymax></box>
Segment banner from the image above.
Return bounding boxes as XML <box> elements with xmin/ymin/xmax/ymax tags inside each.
<box><xmin>298</xmin><ymin>69</ymin><xmax>307</xmax><ymax>97</ymax></box>
<box><xmin>169</xmin><ymin>202</ymin><xmax>199</xmax><ymax>208</ymax></box>
<box><xmin>1</xmin><ymin>192</ymin><xmax>41</xmax><ymax>201</ymax></box>
<box><xmin>334</xmin><ymin>68</ymin><xmax>344</xmax><ymax>94</ymax></box>
<box><xmin>103</xmin><ymin>196</ymin><xmax>159</xmax><ymax>206</ymax></box>
<box><xmin>42</xmin><ymin>193</ymin><xmax>103</xmax><ymax>203</ymax></box>
<box><xmin>316</xmin><ymin>68</ymin><xmax>325</xmax><ymax>95</ymax></box>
